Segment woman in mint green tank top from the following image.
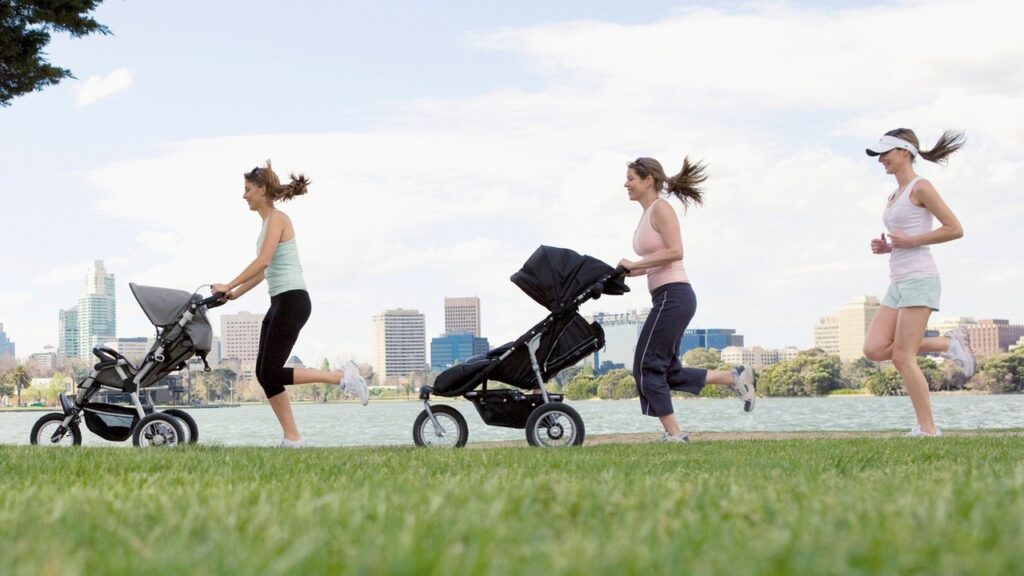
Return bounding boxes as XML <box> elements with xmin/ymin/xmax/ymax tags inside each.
<box><xmin>212</xmin><ymin>160</ymin><xmax>369</xmax><ymax>448</ymax></box>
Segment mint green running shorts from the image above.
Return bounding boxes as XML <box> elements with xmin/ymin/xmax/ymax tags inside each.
<box><xmin>881</xmin><ymin>276</ymin><xmax>941</xmax><ymax>311</ymax></box>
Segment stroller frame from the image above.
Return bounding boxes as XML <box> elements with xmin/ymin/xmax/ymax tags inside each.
<box><xmin>30</xmin><ymin>287</ymin><xmax>225</xmax><ymax>447</ymax></box>
<box><xmin>414</xmin><ymin>253</ymin><xmax>626</xmax><ymax>448</ymax></box>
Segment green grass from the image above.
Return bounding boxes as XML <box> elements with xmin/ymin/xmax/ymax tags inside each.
<box><xmin>2</xmin><ymin>438</ymin><xmax>1023</xmax><ymax>575</ymax></box>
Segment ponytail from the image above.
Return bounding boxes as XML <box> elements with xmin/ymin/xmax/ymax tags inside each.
<box><xmin>243</xmin><ymin>159</ymin><xmax>311</xmax><ymax>202</ymax></box>
<box><xmin>665</xmin><ymin>156</ymin><xmax>707</xmax><ymax>208</ymax></box>
<box><xmin>885</xmin><ymin>128</ymin><xmax>965</xmax><ymax>165</ymax></box>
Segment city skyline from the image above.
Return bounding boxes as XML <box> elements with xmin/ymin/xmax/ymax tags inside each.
<box><xmin>2</xmin><ymin>1</ymin><xmax>1022</xmax><ymax>364</ymax></box>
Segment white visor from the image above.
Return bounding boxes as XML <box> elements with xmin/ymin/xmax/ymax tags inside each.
<box><xmin>866</xmin><ymin>135</ymin><xmax>919</xmax><ymax>158</ymax></box>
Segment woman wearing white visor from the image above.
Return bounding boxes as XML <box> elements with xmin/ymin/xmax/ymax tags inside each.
<box><xmin>861</xmin><ymin>129</ymin><xmax>974</xmax><ymax>437</ymax></box>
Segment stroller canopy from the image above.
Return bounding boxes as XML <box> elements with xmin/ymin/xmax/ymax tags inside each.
<box><xmin>511</xmin><ymin>246</ymin><xmax>629</xmax><ymax>312</ymax></box>
<box><xmin>130</xmin><ymin>283</ymin><xmax>213</xmax><ymax>353</ymax></box>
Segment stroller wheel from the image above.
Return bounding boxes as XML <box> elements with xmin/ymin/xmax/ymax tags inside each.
<box><xmin>162</xmin><ymin>409</ymin><xmax>199</xmax><ymax>444</ymax></box>
<box><xmin>132</xmin><ymin>413</ymin><xmax>185</xmax><ymax>448</ymax></box>
<box><xmin>525</xmin><ymin>402</ymin><xmax>585</xmax><ymax>448</ymax></box>
<box><xmin>413</xmin><ymin>405</ymin><xmax>468</xmax><ymax>448</ymax></box>
<box><xmin>29</xmin><ymin>412</ymin><xmax>82</xmax><ymax>446</ymax></box>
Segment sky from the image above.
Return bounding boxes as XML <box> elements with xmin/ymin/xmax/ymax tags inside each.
<box><xmin>1</xmin><ymin>0</ymin><xmax>1022</xmax><ymax>367</ymax></box>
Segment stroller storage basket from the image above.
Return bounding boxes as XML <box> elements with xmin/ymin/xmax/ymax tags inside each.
<box><xmin>465</xmin><ymin>388</ymin><xmax>564</xmax><ymax>429</ymax></box>
<box><xmin>83</xmin><ymin>403</ymin><xmax>140</xmax><ymax>442</ymax></box>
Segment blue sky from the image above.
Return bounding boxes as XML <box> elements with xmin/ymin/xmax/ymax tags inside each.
<box><xmin>2</xmin><ymin>0</ymin><xmax>1022</xmax><ymax>365</ymax></box>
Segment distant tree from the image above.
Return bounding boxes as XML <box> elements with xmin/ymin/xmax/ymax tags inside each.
<box><xmin>596</xmin><ymin>369</ymin><xmax>635</xmax><ymax>399</ymax></box>
<box><xmin>841</xmin><ymin>357</ymin><xmax>879</xmax><ymax>390</ymax></box>
<box><xmin>12</xmin><ymin>365</ymin><xmax>32</xmax><ymax>406</ymax></box>
<box><xmin>682</xmin><ymin>348</ymin><xmax>729</xmax><ymax>370</ymax></box>
<box><xmin>866</xmin><ymin>368</ymin><xmax>904</xmax><ymax>396</ymax></box>
<box><xmin>564</xmin><ymin>371</ymin><xmax>598</xmax><ymax>400</ymax></box>
<box><xmin>0</xmin><ymin>371</ymin><xmax>13</xmax><ymax>400</ymax></box>
<box><xmin>758</xmin><ymin>354</ymin><xmax>843</xmax><ymax>397</ymax></box>
<box><xmin>1</xmin><ymin>1</ymin><xmax>111</xmax><ymax>106</ymax></box>
<box><xmin>970</xmin><ymin>349</ymin><xmax>1024</xmax><ymax>394</ymax></box>
<box><xmin>916</xmin><ymin>357</ymin><xmax>945</xmax><ymax>392</ymax></box>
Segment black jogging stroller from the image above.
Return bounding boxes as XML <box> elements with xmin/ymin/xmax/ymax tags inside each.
<box><xmin>412</xmin><ymin>246</ymin><xmax>628</xmax><ymax>448</ymax></box>
<box><xmin>30</xmin><ymin>284</ymin><xmax>226</xmax><ymax>447</ymax></box>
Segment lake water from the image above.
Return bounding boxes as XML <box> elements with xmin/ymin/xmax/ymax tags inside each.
<box><xmin>1</xmin><ymin>395</ymin><xmax>1021</xmax><ymax>447</ymax></box>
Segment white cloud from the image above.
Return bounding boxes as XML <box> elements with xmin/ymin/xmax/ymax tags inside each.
<box><xmin>75</xmin><ymin>68</ymin><xmax>134</xmax><ymax>106</ymax></box>
<box><xmin>76</xmin><ymin>1</ymin><xmax>1024</xmax><ymax>364</ymax></box>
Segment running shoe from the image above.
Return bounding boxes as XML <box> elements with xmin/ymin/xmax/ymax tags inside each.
<box><xmin>660</xmin><ymin>431</ymin><xmax>691</xmax><ymax>443</ymax></box>
<box><xmin>339</xmin><ymin>360</ymin><xmax>370</xmax><ymax>405</ymax></box>
<box><xmin>942</xmin><ymin>328</ymin><xmax>975</xmax><ymax>379</ymax></box>
<box><xmin>906</xmin><ymin>426</ymin><xmax>942</xmax><ymax>438</ymax></box>
<box><xmin>278</xmin><ymin>437</ymin><xmax>308</xmax><ymax>448</ymax></box>
<box><xmin>733</xmin><ymin>364</ymin><xmax>756</xmax><ymax>412</ymax></box>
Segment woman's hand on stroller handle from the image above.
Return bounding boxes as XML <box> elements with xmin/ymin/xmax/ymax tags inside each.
<box><xmin>202</xmin><ymin>284</ymin><xmax>231</xmax><ymax>309</ymax></box>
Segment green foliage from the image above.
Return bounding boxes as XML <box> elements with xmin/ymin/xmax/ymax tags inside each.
<box><xmin>841</xmin><ymin>357</ymin><xmax>879</xmax><ymax>390</ymax></box>
<box><xmin>758</xmin><ymin>354</ymin><xmax>843</xmax><ymax>396</ymax></box>
<box><xmin>0</xmin><ymin>1</ymin><xmax>111</xmax><ymax>106</ymax></box>
<box><xmin>564</xmin><ymin>371</ymin><xmax>598</xmax><ymax>400</ymax></box>
<box><xmin>595</xmin><ymin>369</ymin><xmax>636</xmax><ymax>400</ymax></box>
<box><xmin>866</xmin><ymin>368</ymin><xmax>904</xmax><ymax>396</ymax></box>
<box><xmin>682</xmin><ymin>348</ymin><xmax>730</xmax><ymax>370</ymax></box>
<box><xmin>0</xmin><ymin>371</ymin><xmax>13</xmax><ymax>398</ymax></box>
<box><xmin>971</xmin><ymin>349</ymin><xmax>1024</xmax><ymax>393</ymax></box>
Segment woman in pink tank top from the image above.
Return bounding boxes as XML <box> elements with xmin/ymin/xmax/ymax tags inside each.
<box><xmin>861</xmin><ymin>129</ymin><xmax>974</xmax><ymax>437</ymax></box>
<box><xmin>617</xmin><ymin>157</ymin><xmax>756</xmax><ymax>442</ymax></box>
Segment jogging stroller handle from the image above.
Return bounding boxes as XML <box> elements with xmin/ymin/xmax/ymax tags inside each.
<box><xmin>201</xmin><ymin>292</ymin><xmax>228</xmax><ymax>309</ymax></box>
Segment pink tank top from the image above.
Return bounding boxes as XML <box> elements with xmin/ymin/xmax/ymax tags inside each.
<box><xmin>633</xmin><ymin>198</ymin><xmax>689</xmax><ymax>291</ymax></box>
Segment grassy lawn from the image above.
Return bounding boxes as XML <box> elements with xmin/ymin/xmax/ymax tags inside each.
<box><xmin>1</xmin><ymin>437</ymin><xmax>1022</xmax><ymax>575</ymax></box>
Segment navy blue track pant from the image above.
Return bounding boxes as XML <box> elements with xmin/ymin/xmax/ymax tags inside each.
<box><xmin>633</xmin><ymin>282</ymin><xmax>708</xmax><ymax>417</ymax></box>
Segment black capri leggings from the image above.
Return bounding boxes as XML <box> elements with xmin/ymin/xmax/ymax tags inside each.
<box><xmin>255</xmin><ymin>289</ymin><xmax>311</xmax><ymax>398</ymax></box>
<box><xmin>633</xmin><ymin>282</ymin><xmax>708</xmax><ymax>417</ymax></box>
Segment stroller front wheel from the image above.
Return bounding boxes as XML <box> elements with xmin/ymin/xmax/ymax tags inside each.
<box><xmin>30</xmin><ymin>412</ymin><xmax>82</xmax><ymax>446</ymax></box>
<box><xmin>132</xmin><ymin>413</ymin><xmax>185</xmax><ymax>447</ymax></box>
<box><xmin>413</xmin><ymin>405</ymin><xmax>468</xmax><ymax>448</ymax></box>
<box><xmin>525</xmin><ymin>402</ymin><xmax>585</xmax><ymax>448</ymax></box>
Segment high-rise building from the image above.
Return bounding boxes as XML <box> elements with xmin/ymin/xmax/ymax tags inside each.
<box><xmin>587</xmin><ymin>310</ymin><xmax>648</xmax><ymax>372</ymax></box>
<box><xmin>57</xmin><ymin>261</ymin><xmax>116</xmax><ymax>360</ymax></box>
<box><xmin>679</xmin><ymin>328</ymin><xmax>744</xmax><ymax>356</ymax></box>
<box><xmin>838</xmin><ymin>296</ymin><xmax>879</xmax><ymax>362</ymax></box>
<box><xmin>430</xmin><ymin>333</ymin><xmax>490</xmax><ymax>371</ymax></box>
<box><xmin>72</xmin><ymin>260</ymin><xmax>117</xmax><ymax>359</ymax></box>
<box><xmin>29</xmin><ymin>346</ymin><xmax>58</xmax><ymax>372</ymax></box>
<box><xmin>0</xmin><ymin>323</ymin><xmax>14</xmax><ymax>359</ymax></box>
<box><xmin>966</xmin><ymin>319</ymin><xmax>1024</xmax><ymax>358</ymax></box>
<box><xmin>814</xmin><ymin>315</ymin><xmax>840</xmax><ymax>356</ymax></box>
<box><xmin>221</xmin><ymin>311</ymin><xmax>264</xmax><ymax>381</ymax></box>
<box><xmin>58</xmin><ymin>307</ymin><xmax>79</xmax><ymax>359</ymax></box>
<box><xmin>722</xmin><ymin>346</ymin><xmax>779</xmax><ymax>369</ymax></box>
<box><xmin>373</xmin><ymin>308</ymin><xmax>426</xmax><ymax>381</ymax></box>
<box><xmin>444</xmin><ymin>297</ymin><xmax>481</xmax><ymax>337</ymax></box>
<box><xmin>104</xmin><ymin>337</ymin><xmax>154</xmax><ymax>367</ymax></box>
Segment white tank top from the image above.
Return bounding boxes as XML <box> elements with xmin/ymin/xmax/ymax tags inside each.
<box><xmin>882</xmin><ymin>176</ymin><xmax>938</xmax><ymax>281</ymax></box>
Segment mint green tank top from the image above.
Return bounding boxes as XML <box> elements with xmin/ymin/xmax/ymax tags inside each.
<box><xmin>258</xmin><ymin>214</ymin><xmax>307</xmax><ymax>297</ymax></box>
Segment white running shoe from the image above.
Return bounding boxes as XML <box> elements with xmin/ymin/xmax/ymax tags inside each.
<box><xmin>732</xmin><ymin>365</ymin><xmax>756</xmax><ymax>412</ymax></box>
<box><xmin>906</xmin><ymin>426</ymin><xmax>942</xmax><ymax>438</ymax></box>
<box><xmin>942</xmin><ymin>328</ymin><xmax>976</xmax><ymax>379</ymax></box>
<box><xmin>660</xmin><ymin>431</ymin><xmax>690</xmax><ymax>443</ymax></box>
<box><xmin>278</xmin><ymin>437</ymin><xmax>308</xmax><ymax>448</ymax></box>
<box><xmin>339</xmin><ymin>360</ymin><xmax>369</xmax><ymax>406</ymax></box>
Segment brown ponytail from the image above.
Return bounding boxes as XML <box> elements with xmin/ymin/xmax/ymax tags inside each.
<box><xmin>243</xmin><ymin>159</ymin><xmax>311</xmax><ymax>202</ymax></box>
<box><xmin>629</xmin><ymin>156</ymin><xmax>707</xmax><ymax>209</ymax></box>
<box><xmin>885</xmin><ymin>128</ymin><xmax>965</xmax><ymax>165</ymax></box>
